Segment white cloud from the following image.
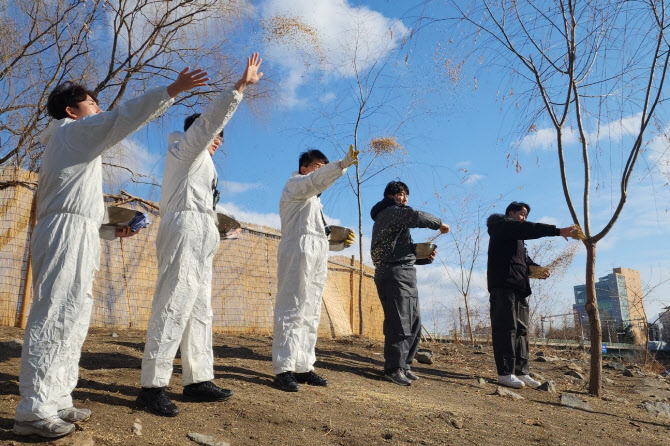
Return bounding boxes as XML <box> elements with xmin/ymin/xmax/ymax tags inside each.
<box><xmin>102</xmin><ymin>138</ymin><xmax>162</xmax><ymax>189</ymax></box>
<box><xmin>220</xmin><ymin>180</ymin><xmax>263</xmax><ymax>195</ymax></box>
<box><xmin>537</xmin><ymin>216</ymin><xmax>560</xmax><ymax>226</ymax></box>
<box><xmin>517</xmin><ymin>126</ymin><xmax>577</xmax><ymax>152</ymax></box>
<box><xmin>463</xmin><ymin>173</ymin><xmax>484</xmax><ymax>184</ymax></box>
<box><xmin>259</xmin><ymin>0</ymin><xmax>407</xmax><ymax>107</ymax></box>
<box><xmin>320</xmin><ymin>92</ymin><xmax>337</xmax><ymax>103</ymax></box>
<box><xmin>516</xmin><ymin>113</ymin><xmax>642</xmax><ymax>153</ymax></box>
<box><xmin>219</xmin><ymin>201</ymin><xmax>281</xmax><ymax>230</ymax></box>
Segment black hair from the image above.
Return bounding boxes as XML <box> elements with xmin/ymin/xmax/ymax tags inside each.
<box><xmin>184</xmin><ymin>113</ymin><xmax>223</xmax><ymax>138</ymax></box>
<box><xmin>384</xmin><ymin>180</ymin><xmax>409</xmax><ymax>197</ymax></box>
<box><xmin>505</xmin><ymin>201</ymin><xmax>531</xmax><ymax>216</ymax></box>
<box><xmin>46</xmin><ymin>81</ymin><xmax>99</xmax><ymax>120</ymax></box>
<box><xmin>298</xmin><ymin>149</ymin><xmax>329</xmax><ymax>174</ymax></box>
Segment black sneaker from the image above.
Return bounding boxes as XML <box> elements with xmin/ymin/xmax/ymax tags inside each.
<box><xmin>274</xmin><ymin>372</ymin><xmax>300</xmax><ymax>392</ymax></box>
<box><xmin>294</xmin><ymin>370</ymin><xmax>328</xmax><ymax>387</ymax></box>
<box><xmin>183</xmin><ymin>381</ymin><xmax>233</xmax><ymax>402</ymax></box>
<box><xmin>384</xmin><ymin>368</ymin><xmax>411</xmax><ymax>386</ymax></box>
<box><xmin>405</xmin><ymin>369</ymin><xmax>419</xmax><ymax>381</ymax></box>
<box><xmin>136</xmin><ymin>387</ymin><xmax>179</xmax><ymax>417</ymax></box>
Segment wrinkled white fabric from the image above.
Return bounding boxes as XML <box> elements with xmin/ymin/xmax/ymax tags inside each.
<box><xmin>16</xmin><ymin>87</ymin><xmax>174</xmax><ymax>422</ymax></box>
<box><xmin>141</xmin><ymin>89</ymin><xmax>242</xmax><ymax>388</ymax></box>
<box><xmin>272</xmin><ymin>161</ymin><xmax>347</xmax><ymax>375</ymax></box>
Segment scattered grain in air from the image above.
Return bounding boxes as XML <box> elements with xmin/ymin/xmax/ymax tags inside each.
<box><xmin>369</xmin><ymin>137</ymin><xmax>405</xmax><ymax>156</ymax></box>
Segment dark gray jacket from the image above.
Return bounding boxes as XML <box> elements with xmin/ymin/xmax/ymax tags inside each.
<box><xmin>370</xmin><ymin>197</ymin><xmax>442</xmax><ymax>267</ymax></box>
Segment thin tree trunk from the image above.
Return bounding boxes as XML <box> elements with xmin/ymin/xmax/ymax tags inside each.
<box><xmin>357</xmin><ymin>164</ymin><xmax>364</xmax><ymax>336</ymax></box>
<box><xmin>584</xmin><ymin>241</ymin><xmax>602</xmax><ymax>396</ymax></box>
<box><xmin>463</xmin><ymin>294</ymin><xmax>475</xmax><ymax>345</ymax></box>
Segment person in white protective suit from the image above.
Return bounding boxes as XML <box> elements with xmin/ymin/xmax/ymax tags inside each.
<box><xmin>273</xmin><ymin>146</ymin><xmax>359</xmax><ymax>392</ymax></box>
<box><xmin>13</xmin><ymin>69</ymin><xmax>209</xmax><ymax>439</ymax></box>
<box><xmin>137</xmin><ymin>53</ymin><xmax>263</xmax><ymax>417</ymax></box>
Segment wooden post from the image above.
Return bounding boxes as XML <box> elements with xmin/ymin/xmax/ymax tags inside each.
<box><xmin>119</xmin><ymin>238</ymin><xmax>133</xmax><ymax>328</ymax></box>
<box><xmin>349</xmin><ymin>255</ymin><xmax>355</xmax><ymax>330</ymax></box>
<box><xmin>17</xmin><ymin>192</ymin><xmax>38</xmax><ymax>329</ymax></box>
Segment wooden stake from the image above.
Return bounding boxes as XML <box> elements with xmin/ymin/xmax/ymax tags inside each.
<box><xmin>17</xmin><ymin>192</ymin><xmax>38</xmax><ymax>329</ymax></box>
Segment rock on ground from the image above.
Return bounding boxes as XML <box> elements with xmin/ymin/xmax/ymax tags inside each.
<box><xmin>494</xmin><ymin>386</ymin><xmax>523</xmax><ymax>400</ymax></box>
<box><xmin>187</xmin><ymin>432</ymin><xmax>230</xmax><ymax>446</ymax></box>
<box><xmin>639</xmin><ymin>401</ymin><xmax>670</xmax><ymax>418</ymax></box>
<box><xmin>415</xmin><ymin>350</ymin><xmax>433</xmax><ymax>365</ymax></box>
<box><xmin>565</xmin><ymin>370</ymin><xmax>585</xmax><ymax>380</ymax></box>
<box><xmin>131</xmin><ymin>418</ymin><xmax>142</xmax><ymax>436</ymax></box>
<box><xmin>538</xmin><ymin>381</ymin><xmax>556</xmax><ymax>393</ymax></box>
<box><xmin>560</xmin><ymin>393</ymin><xmax>593</xmax><ymax>412</ymax></box>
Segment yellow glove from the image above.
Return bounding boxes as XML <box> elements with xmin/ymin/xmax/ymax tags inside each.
<box><xmin>341</xmin><ymin>144</ymin><xmax>360</xmax><ymax>168</ymax></box>
<box><xmin>343</xmin><ymin>229</ymin><xmax>356</xmax><ymax>247</ymax></box>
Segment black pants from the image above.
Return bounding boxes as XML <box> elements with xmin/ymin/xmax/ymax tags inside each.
<box><xmin>374</xmin><ymin>265</ymin><xmax>421</xmax><ymax>373</ymax></box>
<box><xmin>489</xmin><ymin>287</ymin><xmax>530</xmax><ymax>376</ymax></box>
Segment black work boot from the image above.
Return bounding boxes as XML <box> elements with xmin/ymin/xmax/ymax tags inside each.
<box><xmin>294</xmin><ymin>370</ymin><xmax>328</xmax><ymax>387</ymax></box>
<box><xmin>136</xmin><ymin>387</ymin><xmax>179</xmax><ymax>417</ymax></box>
<box><xmin>183</xmin><ymin>381</ymin><xmax>233</xmax><ymax>402</ymax></box>
<box><xmin>274</xmin><ymin>371</ymin><xmax>300</xmax><ymax>392</ymax></box>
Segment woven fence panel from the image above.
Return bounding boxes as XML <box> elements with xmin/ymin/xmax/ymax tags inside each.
<box><xmin>0</xmin><ymin>168</ymin><xmax>385</xmax><ymax>340</ymax></box>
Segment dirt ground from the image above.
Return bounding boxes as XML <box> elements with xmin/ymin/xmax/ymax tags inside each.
<box><xmin>0</xmin><ymin>326</ymin><xmax>668</xmax><ymax>446</ymax></box>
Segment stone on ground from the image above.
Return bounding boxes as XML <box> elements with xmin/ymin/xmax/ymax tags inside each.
<box><xmin>187</xmin><ymin>432</ymin><xmax>231</xmax><ymax>446</ymax></box>
<box><xmin>560</xmin><ymin>393</ymin><xmax>593</xmax><ymax>412</ymax></box>
<box><xmin>494</xmin><ymin>386</ymin><xmax>524</xmax><ymax>400</ymax></box>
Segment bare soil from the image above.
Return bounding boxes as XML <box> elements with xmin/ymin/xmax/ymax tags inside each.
<box><xmin>0</xmin><ymin>326</ymin><xmax>668</xmax><ymax>445</ymax></box>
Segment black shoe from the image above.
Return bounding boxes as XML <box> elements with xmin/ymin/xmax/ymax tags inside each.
<box><xmin>405</xmin><ymin>369</ymin><xmax>419</xmax><ymax>381</ymax></box>
<box><xmin>274</xmin><ymin>372</ymin><xmax>300</xmax><ymax>392</ymax></box>
<box><xmin>384</xmin><ymin>368</ymin><xmax>411</xmax><ymax>386</ymax></box>
<box><xmin>294</xmin><ymin>370</ymin><xmax>328</xmax><ymax>387</ymax></box>
<box><xmin>183</xmin><ymin>381</ymin><xmax>233</xmax><ymax>402</ymax></box>
<box><xmin>137</xmin><ymin>387</ymin><xmax>179</xmax><ymax>417</ymax></box>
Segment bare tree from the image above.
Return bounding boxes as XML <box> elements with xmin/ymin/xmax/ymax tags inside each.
<box><xmin>433</xmin><ymin>184</ymin><xmax>493</xmax><ymax>345</ymax></box>
<box><xmin>433</xmin><ymin>0</ymin><xmax>670</xmax><ymax>396</ymax></box>
<box><xmin>0</xmin><ymin>0</ymin><xmax>256</xmax><ymax>176</ymax></box>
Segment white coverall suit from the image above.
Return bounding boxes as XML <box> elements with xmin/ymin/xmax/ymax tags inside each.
<box><xmin>15</xmin><ymin>88</ymin><xmax>174</xmax><ymax>422</ymax></box>
<box><xmin>140</xmin><ymin>89</ymin><xmax>242</xmax><ymax>388</ymax></box>
<box><xmin>272</xmin><ymin>161</ymin><xmax>347</xmax><ymax>375</ymax></box>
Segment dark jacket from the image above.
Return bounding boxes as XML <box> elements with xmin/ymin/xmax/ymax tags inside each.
<box><xmin>370</xmin><ymin>197</ymin><xmax>442</xmax><ymax>267</ymax></box>
<box><xmin>486</xmin><ymin>213</ymin><xmax>560</xmax><ymax>297</ymax></box>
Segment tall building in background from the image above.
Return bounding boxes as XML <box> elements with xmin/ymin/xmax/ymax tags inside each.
<box><xmin>573</xmin><ymin>267</ymin><xmax>646</xmax><ymax>344</ymax></box>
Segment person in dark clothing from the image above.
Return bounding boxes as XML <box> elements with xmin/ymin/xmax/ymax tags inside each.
<box><xmin>487</xmin><ymin>201</ymin><xmax>573</xmax><ymax>389</ymax></box>
<box><xmin>370</xmin><ymin>181</ymin><xmax>450</xmax><ymax>386</ymax></box>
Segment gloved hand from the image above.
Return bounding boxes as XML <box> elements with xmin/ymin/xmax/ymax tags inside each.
<box><xmin>343</xmin><ymin>229</ymin><xmax>356</xmax><ymax>247</ymax></box>
<box><xmin>340</xmin><ymin>144</ymin><xmax>360</xmax><ymax>168</ymax></box>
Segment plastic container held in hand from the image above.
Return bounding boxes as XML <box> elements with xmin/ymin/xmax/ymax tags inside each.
<box><xmin>415</xmin><ymin>243</ymin><xmax>437</xmax><ymax>260</ymax></box>
<box><xmin>529</xmin><ymin>265</ymin><xmax>550</xmax><ymax>279</ymax></box>
<box><xmin>217</xmin><ymin>212</ymin><xmax>242</xmax><ymax>240</ymax></box>
<box><xmin>328</xmin><ymin>225</ymin><xmax>354</xmax><ymax>252</ymax></box>
<box><xmin>99</xmin><ymin>206</ymin><xmax>142</xmax><ymax>240</ymax></box>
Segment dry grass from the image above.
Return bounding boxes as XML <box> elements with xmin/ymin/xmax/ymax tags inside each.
<box><xmin>369</xmin><ymin>136</ymin><xmax>405</xmax><ymax>156</ymax></box>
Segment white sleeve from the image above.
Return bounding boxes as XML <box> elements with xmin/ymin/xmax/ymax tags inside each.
<box><xmin>175</xmin><ymin>89</ymin><xmax>243</xmax><ymax>162</ymax></box>
<box><xmin>283</xmin><ymin>161</ymin><xmax>347</xmax><ymax>201</ymax></box>
<box><xmin>61</xmin><ymin>86</ymin><xmax>174</xmax><ymax>161</ymax></box>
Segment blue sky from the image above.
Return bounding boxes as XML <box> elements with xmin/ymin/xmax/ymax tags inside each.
<box><xmin>106</xmin><ymin>0</ymin><xmax>670</xmax><ymax>329</ymax></box>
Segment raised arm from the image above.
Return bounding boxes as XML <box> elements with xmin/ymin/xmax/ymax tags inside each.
<box><xmin>176</xmin><ymin>53</ymin><xmax>263</xmax><ymax>162</ymax></box>
<box><xmin>489</xmin><ymin>218</ymin><xmax>560</xmax><ymax>241</ymax></box>
<box><xmin>283</xmin><ymin>161</ymin><xmax>347</xmax><ymax>201</ymax></box>
<box><xmin>63</xmin><ymin>67</ymin><xmax>209</xmax><ymax>160</ymax></box>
